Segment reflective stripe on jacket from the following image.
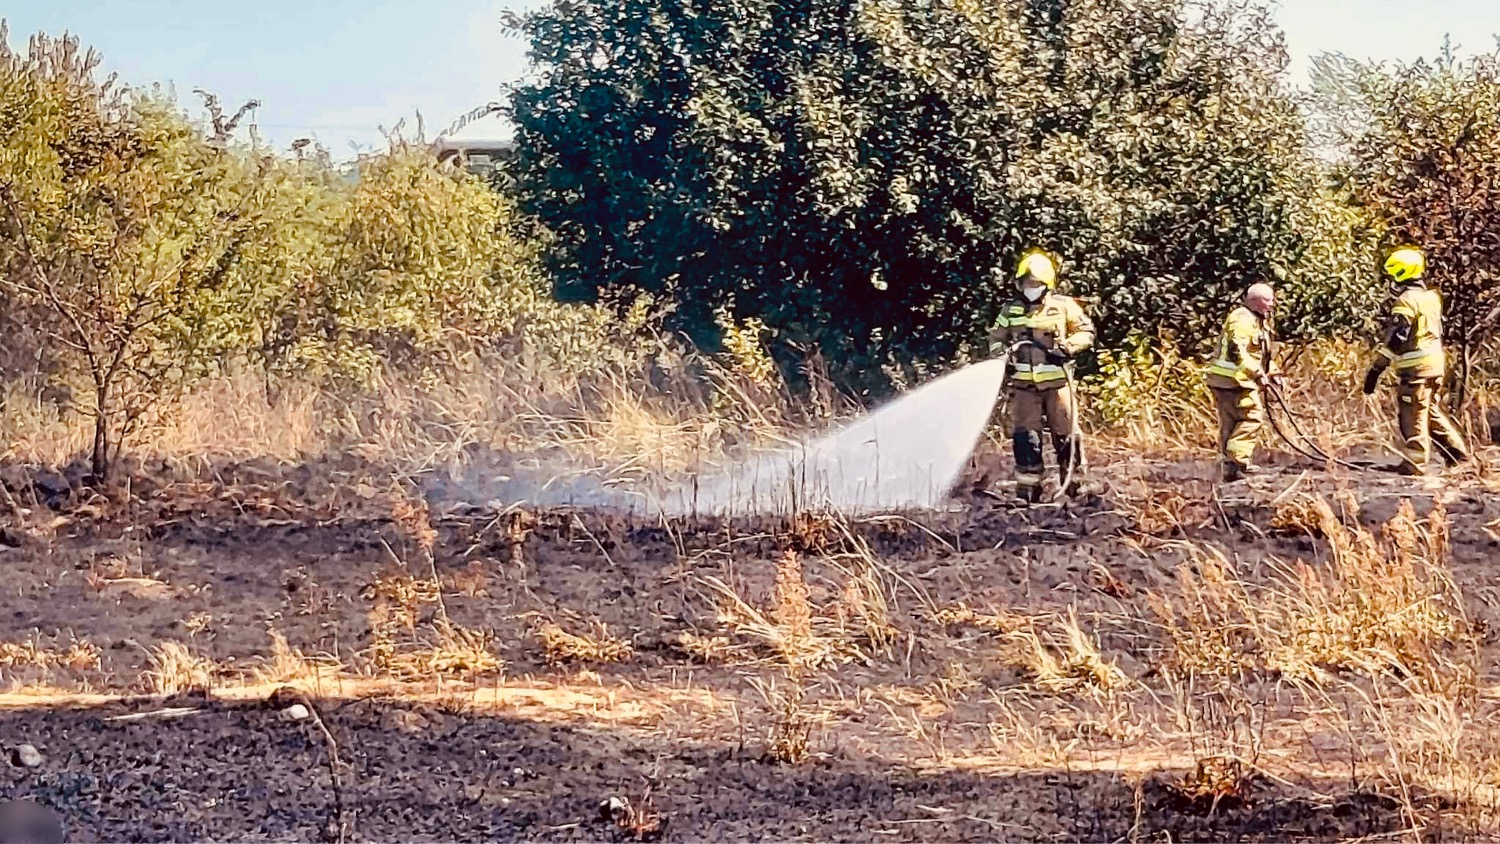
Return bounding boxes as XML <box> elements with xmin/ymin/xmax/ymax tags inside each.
<box><xmin>987</xmin><ymin>294</ymin><xmax>1095</xmax><ymax>389</ymax></box>
<box><xmin>1205</xmin><ymin>306</ymin><xmax>1273</xmax><ymax>390</ymax></box>
<box><xmin>1381</xmin><ymin>285</ymin><xmax>1445</xmax><ymax>380</ymax></box>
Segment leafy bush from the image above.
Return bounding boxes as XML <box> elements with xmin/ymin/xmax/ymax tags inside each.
<box><xmin>508</xmin><ymin>0</ymin><xmax>1365</xmax><ymax>387</ymax></box>
<box><xmin>1081</xmin><ymin>334</ymin><xmax>1211</xmax><ymax>447</ymax></box>
<box><xmin>0</xmin><ymin>30</ymin><xmax>279</xmax><ymax>475</ymax></box>
<box><xmin>0</xmin><ymin>24</ymin><xmax>646</xmax><ymax>475</ymax></box>
<box><xmin>1319</xmin><ymin>46</ymin><xmax>1500</xmax><ymax>400</ymax></box>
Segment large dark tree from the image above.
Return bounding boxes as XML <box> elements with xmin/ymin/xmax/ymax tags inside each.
<box><xmin>509</xmin><ymin>0</ymin><xmax>1359</xmax><ymax>387</ymax></box>
<box><xmin>1322</xmin><ymin>46</ymin><xmax>1500</xmax><ymax>405</ymax></box>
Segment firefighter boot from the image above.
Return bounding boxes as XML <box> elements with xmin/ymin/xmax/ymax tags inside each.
<box><xmin>1054</xmin><ymin>435</ymin><xmax>1085</xmax><ymax>497</ymax></box>
<box><xmin>1013</xmin><ymin>429</ymin><xmax>1045</xmax><ymax>506</ymax></box>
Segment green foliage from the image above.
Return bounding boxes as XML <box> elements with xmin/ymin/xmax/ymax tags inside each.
<box><xmin>0</xmin><ymin>28</ymin><xmax>280</xmax><ymax>473</ymax></box>
<box><xmin>1081</xmin><ymin>334</ymin><xmax>1210</xmax><ymax>443</ymax></box>
<box><xmin>509</xmin><ymin>0</ymin><xmax>1362</xmax><ymax>386</ymax></box>
<box><xmin>268</xmin><ymin>145</ymin><xmax>642</xmax><ymax>385</ymax></box>
<box><xmin>1331</xmin><ymin>46</ymin><xmax>1500</xmax><ymax>359</ymax></box>
<box><xmin>0</xmin><ymin>23</ymin><xmax>640</xmax><ymax>475</ymax></box>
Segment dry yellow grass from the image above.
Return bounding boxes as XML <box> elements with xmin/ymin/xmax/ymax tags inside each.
<box><xmin>0</xmin><ymin>636</ymin><xmax>101</xmax><ymax>674</ymax></box>
<box><xmin>1154</xmin><ymin>496</ymin><xmax>1474</xmax><ymax>687</ymax></box>
<box><xmin>387</xmin><ymin>620</ymin><xmax>505</xmax><ymax>680</ymax></box>
<box><xmin>252</xmin><ymin>629</ymin><xmax>343</xmax><ymax>688</ymax></box>
<box><xmin>144</xmin><ymin>641</ymin><xmax>217</xmax><ymax>695</ymax></box>
<box><xmin>536</xmin><ymin>622</ymin><xmax>633</xmax><ymax>666</ymax></box>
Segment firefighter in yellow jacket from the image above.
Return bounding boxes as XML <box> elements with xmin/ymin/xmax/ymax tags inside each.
<box><xmin>1206</xmin><ymin>283</ymin><xmax>1277</xmax><ymax>482</ymax></box>
<box><xmin>988</xmin><ymin>250</ymin><xmax>1095</xmax><ymax>504</ymax></box>
<box><xmin>1362</xmin><ymin>246</ymin><xmax>1470</xmax><ymax>474</ymax></box>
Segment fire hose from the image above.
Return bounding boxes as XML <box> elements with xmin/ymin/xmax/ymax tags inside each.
<box><xmin>1260</xmin><ymin>380</ymin><xmax>1378</xmax><ymax>472</ymax></box>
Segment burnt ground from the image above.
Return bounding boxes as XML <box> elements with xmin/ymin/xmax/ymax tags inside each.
<box><xmin>1</xmin><ymin>443</ymin><xmax>1499</xmax><ymax>841</ymax></box>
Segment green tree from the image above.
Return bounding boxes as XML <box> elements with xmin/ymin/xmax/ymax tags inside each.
<box><xmin>509</xmin><ymin>0</ymin><xmax>1359</xmax><ymax>387</ymax></box>
<box><xmin>0</xmin><ymin>28</ymin><xmax>279</xmax><ymax>477</ymax></box>
<box><xmin>1330</xmin><ymin>45</ymin><xmax>1500</xmax><ymax>403</ymax></box>
<box><xmin>266</xmin><ymin>142</ymin><xmax>639</xmax><ymax>386</ymax></box>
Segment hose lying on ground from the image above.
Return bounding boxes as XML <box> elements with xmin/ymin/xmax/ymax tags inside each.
<box><xmin>1261</xmin><ymin>381</ymin><xmax>1377</xmax><ymax>472</ymax></box>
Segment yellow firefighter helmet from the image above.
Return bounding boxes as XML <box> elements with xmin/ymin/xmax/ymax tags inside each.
<box><xmin>1384</xmin><ymin>246</ymin><xmax>1427</xmax><ymax>283</ymax></box>
<box><xmin>1015</xmin><ymin>250</ymin><xmax>1058</xmax><ymax>289</ymax></box>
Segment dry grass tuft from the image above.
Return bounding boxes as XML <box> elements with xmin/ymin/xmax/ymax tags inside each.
<box><xmin>536</xmin><ymin>622</ymin><xmax>634</xmax><ymax>666</ymax></box>
<box><xmin>1014</xmin><ymin>610</ymin><xmax>1130</xmax><ymax>696</ymax></box>
<box><xmin>1270</xmin><ymin>494</ymin><xmax>1327</xmax><ymax>535</ymax></box>
<box><xmin>253</xmin><ymin>629</ymin><xmax>342</xmax><ymax>687</ymax></box>
<box><xmin>832</xmin><ymin>561</ymin><xmax>900</xmax><ymax>653</ymax></box>
<box><xmin>1168</xmin><ymin>755</ymin><xmax>1255</xmax><ymax>814</ymax></box>
<box><xmin>938</xmin><ymin>604</ymin><xmax>1127</xmax><ymax>695</ymax></box>
<box><xmin>673</xmin><ymin>632</ymin><xmax>732</xmax><ymax>663</ymax></box>
<box><xmin>1126</xmin><ymin>487</ymin><xmax>1198</xmax><ymax>537</ymax></box>
<box><xmin>0</xmin><ymin>636</ymin><xmax>102</xmax><ymax>675</ymax></box>
<box><xmin>144</xmin><ymin>641</ymin><xmax>216</xmax><ymax>695</ymax></box>
<box><xmin>398</xmin><ymin>620</ymin><xmax>505</xmax><ymax>680</ymax></box>
<box><xmin>935</xmin><ymin>602</ymin><xmax>1030</xmax><ymax>635</ymax></box>
<box><xmin>700</xmin><ymin>575</ymin><xmax>856</xmax><ymax>670</ymax></box>
<box><xmin>1155</xmin><ymin>496</ymin><xmax>1475</xmax><ymax>689</ymax></box>
<box><xmin>788</xmin><ymin>512</ymin><xmax>838</xmax><ymax>554</ymax></box>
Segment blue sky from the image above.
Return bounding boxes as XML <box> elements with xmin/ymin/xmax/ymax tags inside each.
<box><xmin>5</xmin><ymin>0</ymin><xmax>1499</xmax><ymax>153</ymax></box>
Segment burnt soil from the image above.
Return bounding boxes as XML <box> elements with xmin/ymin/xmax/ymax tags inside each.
<box><xmin>1</xmin><ymin>446</ymin><xmax>1498</xmax><ymax>842</ymax></box>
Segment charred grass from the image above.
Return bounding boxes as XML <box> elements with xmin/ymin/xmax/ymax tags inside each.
<box><xmin>4</xmin><ymin>450</ymin><xmax>1500</xmax><ymax>839</ymax></box>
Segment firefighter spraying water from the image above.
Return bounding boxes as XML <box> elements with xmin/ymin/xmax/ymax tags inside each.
<box><xmin>541</xmin><ymin>245</ymin><xmax>1478</xmax><ymax>519</ymax></box>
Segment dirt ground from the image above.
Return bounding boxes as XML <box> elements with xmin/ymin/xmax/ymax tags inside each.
<box><xmin>2</xmin><ymin>444</ymin><xmax>1499</xmax><ymax>841</ymax></box>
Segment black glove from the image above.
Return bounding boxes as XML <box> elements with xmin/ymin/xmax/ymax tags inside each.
<box><xmin>1045</xmin><ymin>345</ymin><xmax>1071</xmax><ymax>366</ymax></box>
<box><xmin>1362</xmin><ymin>366</ymin><xmax>1384</xmax><ymax>396</ymax></box>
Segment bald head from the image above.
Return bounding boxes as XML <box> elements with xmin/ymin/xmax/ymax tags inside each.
<box><xmin>1245</xmin><ymin>283</ymin><xmax>1275</xmax><ymax>317</ymax></box>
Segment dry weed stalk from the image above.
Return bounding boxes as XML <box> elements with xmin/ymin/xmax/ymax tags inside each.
<box><xmin>502</xmin><ymin>508</ymin><xmax>537</xmax><ymax>569</ymax></box>
<box><xmin>536</xmin><ymin>622</ymin><xmax>634</xmax><ymax>666</ymax></box>
<box><xmin>750</xmin><ymin>674</ymin><xmax>815</xmax><ymax>765</ymax></box>
<box><xmin>772</xmin><ymin>549</ymin><xmax>813</xmax><ymax>658</ymax></box>
<box><xmin>389</xmin><ymin>487</ymin><xmax>442</xmax><ymax>577</ymax></box>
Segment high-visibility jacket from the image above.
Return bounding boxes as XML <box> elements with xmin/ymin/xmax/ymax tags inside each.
<box><xmin>988</xmin><ymin>294</ymin><xmax>1095</xmax><ymax>391</ymax></box>
<box><xmin>1205</xmin><ymin>306</ymin><xmax>1274</xmax><ymax>390</ymax></box>
<box><xmin>1380</xmin><ymin>283</ymin><xmax>1445</xmax><ymax>380</ymax></box>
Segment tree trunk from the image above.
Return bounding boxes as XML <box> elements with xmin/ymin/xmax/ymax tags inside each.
<box><xmin>1453</xmin><ymin>340</ymin><xmax>1473</xmax><ymax>417</ymax></box>
<box><xmin>91</xmin><ymin>383</ymin><xmax>110</xmax><ymax>481</ymax></box>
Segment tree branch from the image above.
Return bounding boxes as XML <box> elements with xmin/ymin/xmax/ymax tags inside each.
<box><xmin>0</xmin><ymin>183</ymin><xmax>104</xmax><ymax>370</ymax></box>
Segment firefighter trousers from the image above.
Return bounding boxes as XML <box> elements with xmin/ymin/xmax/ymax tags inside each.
<box><xmin>1211</xmin><ymin>386</ymin><xmax>1264</xmax><ymax>472</ymax></box>
<box><xmin>1011</xmin><ymin>384</ymin><xmax>1082</xmax><ymax>497</ymax></box>
<box><xmin>1396</xmin><ymin>378</ymin><xmax>1469</xmax><ymax>473</ymax></box>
